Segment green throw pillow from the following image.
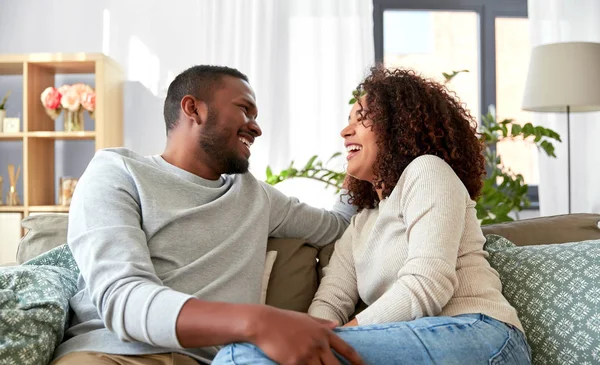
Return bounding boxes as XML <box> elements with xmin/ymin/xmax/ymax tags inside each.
<box><xmin>0</xmin><ymin>244</ymin><xmax>79</xmax><ymax>365</ymax></box>
<box><xmin>485</xmin><ymin>235</ymin><xmax>600</xmax><ymax>365</ymax></box>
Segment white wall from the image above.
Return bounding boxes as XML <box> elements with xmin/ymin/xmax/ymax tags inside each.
<box><xmin>0</xmin><ymin>0</ymin><xmax>168</xmax><ymax>157</ymax></box>
<box><xmin>0</xmin><ymin>0</ymin><xmax>375</xmax><ymax>212</ymax></box>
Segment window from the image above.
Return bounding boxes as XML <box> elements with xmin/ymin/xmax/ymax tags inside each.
<box><xmin>495</xmin><ymin>17</ymin><xmax>536</xmax><ymax>184</ymax></box>
<box><xmin>373</xmin><ymin>0</ymin><xmax>535</xmax><ymax>204</ymax></box>
<box><xmin>383</xmin><ymin>10</ymin><xmax>480</xmax><ymax>122</ymax></box>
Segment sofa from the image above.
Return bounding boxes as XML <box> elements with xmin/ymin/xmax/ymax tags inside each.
<box><xmin>3</xmin><ymin>213</ymin><xmax>600</xmax><ymax>365</ymax></box>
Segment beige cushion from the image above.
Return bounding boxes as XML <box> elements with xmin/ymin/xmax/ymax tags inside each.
<box><xmin>481</xmin><ymin>213</ymin><xmax>600</xmax><ymax>246</ymax></box>
<box><xmin>260</xmin><ymin>251</ymin><xmax>278</xmax><ymax>304</ymax></box>
<box><xmin>17</xmin><ymin>214</ymin><xmax>69</xmax><ymax>264</ymax></box>
<box><xmin>264</xmin><ymin>238</ymin><xmax>319</xmax><ymax>312</ymax></box>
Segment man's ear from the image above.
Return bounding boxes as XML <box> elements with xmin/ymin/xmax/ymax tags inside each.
<box><xmin>181</xmin><ymin>95</ymin><xmax>208</xmax><ymax>125</ymax></box>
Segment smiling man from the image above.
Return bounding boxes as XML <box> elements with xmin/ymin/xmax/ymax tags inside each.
<box><xmin>51</xmin><ymin>66</ymin><xmax>363</xmax><ymax>365</ymax></box>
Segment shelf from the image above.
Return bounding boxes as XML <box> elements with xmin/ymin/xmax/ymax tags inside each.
<box><xmin>0</xmin><ymin>62</ymin><xmax>23</xmax><ymax>75</ymax></box>
<box><xmin>0</xmin><ymin>53</ymin><xmax>123</xmax><ymax>244</ymax></box>
<box><xmin>0</xmin><ymin>206</ymin><xmax>25</xmax><ymax>212</ymax></box>
<box><xmin>0</xmin><ymin>133</ymin><xmax>24</xmax><ymax>141</ymax></box>
<box><xmin>27</xmin><ymin>131</ymin><xmax>96</xmax><ymax>140</ymax></box>
<box><xmin>28</xmin><ymin>205</ymin><xmax>70</xmax><ymax>213</ymax></box>
<box><xmin>0</xmin><ymin>53</ymin><xmax>120</xmax><ymax>74</ymax></box>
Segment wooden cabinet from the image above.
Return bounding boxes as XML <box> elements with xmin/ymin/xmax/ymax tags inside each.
<box><xmin>0</xmin><ymin>53</ymin><xmax>123</xmax><ymax>259</ymax></box>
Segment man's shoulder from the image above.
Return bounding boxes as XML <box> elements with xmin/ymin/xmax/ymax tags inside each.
<box><xmin>88</xmin><ymin>148</ymin><xmax>155</xmax><ymax>173</ymax></box>
<box><xmin>92</xmin><ymin>147</ymin><xmax>146</xmax><ymax>164</ymax></box>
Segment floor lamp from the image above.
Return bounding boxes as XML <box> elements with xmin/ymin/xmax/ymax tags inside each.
<box><xmin>522</xmin><ymin>42</ymin><xmax>600</xmax><ymax>214</ymax></box>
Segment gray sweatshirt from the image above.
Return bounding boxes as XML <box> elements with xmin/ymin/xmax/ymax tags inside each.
<box><xmin>53</xmin><ymin>148</ymin><xmax>353</xmax><ymax>363</ymax></box>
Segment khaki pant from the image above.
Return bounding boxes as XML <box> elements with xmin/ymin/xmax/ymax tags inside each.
<box><xmin>51</xmin><ymin>351</ymin><xmax>200</xmax><ymax>365</ymax></box>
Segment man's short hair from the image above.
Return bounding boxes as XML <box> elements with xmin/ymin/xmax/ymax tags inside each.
<box><xmin>163</xmin><ymin>65</ymin><xmax>249</xmax><ymax>133</ymax></box>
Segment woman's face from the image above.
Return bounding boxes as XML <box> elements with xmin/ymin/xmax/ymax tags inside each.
<box><xmin>340</xmin><ymin>97</ymin><xmax>379</xmax><ymax>182</ymax></box>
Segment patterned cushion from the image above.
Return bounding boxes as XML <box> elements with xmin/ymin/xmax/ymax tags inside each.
<box><xmin>0</xmin><ymin>245</ymin><xmax>79</xmax><ymax>365</ymax></box>
<box><xmin>485</xmin><ymin>235</ymin><xmax>600</xmax><ymax>365</ymax></box>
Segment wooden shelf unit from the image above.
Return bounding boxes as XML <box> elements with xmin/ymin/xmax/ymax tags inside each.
<box><xmin>0</xmin><ymin>206</ymin><xmax>25</xmax><ymax>213</ymax></box>
<box><xmin>0</xmin><ymin>53</ymin><xmax>124</xmax><ymax>216</ymax></box>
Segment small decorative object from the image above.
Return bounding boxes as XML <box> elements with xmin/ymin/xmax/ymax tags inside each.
<box><xmin>40</xmin><ymin>83</ymin><xmax>95</xmax><ymax>131</ymax></box>
<box><xmin>7</xmin><ymin>164</ymin><xmax>21</xmax><ymax>206</ymax></box>
<box><xmin>2</xmin><ymin>117</ymin><xmax>20</xmax><ymax>133</ymax></box>
<box><xmin>0</xmin><ymin>90</ymin><xmax>10</xmax><ymax>133</ymax></box>
<box><xmin>59</xmin><ymin>177</ymin><xmax>78</xmax><ymax>206</ymax></box>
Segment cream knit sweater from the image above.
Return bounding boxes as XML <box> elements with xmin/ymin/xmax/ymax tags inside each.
<box><xmin>308</xmin><ymin>155</ymin><xmax>523</xmax><ymax>332</ymax></box>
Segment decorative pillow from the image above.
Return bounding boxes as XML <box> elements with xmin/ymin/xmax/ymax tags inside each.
<box><xmin>261</xmin><ymin>251</ymin><xmax>278</xmax><ymax>305</ymax></box>
<box><xmin>18</xmin><ymin>214</ymin><xmax>69</xmax><ymax>264</ymax></box>
<box><xmin>484</xmin><ymin>234</ymin><xmax>600</xmax><ymax>365</ymax></box>
<box><xmin>265</xmin><ymin>238</ymin><xmax>319</xmax><ymax>312</ymax></box>
<box><xmin>0</xmin><ymin>245</ymin><xmax>79</xmax><ymax>365</ymax></box>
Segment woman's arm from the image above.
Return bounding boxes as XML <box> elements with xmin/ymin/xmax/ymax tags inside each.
<box><xmin>308</xmin><ymin>224</ymin><xmax>360</xmax><ymax>326</ymax></box>
<box><xmin>355</xmin><ymin>156</ymin><xmax>466</xmax><ymax>325</ymax></box>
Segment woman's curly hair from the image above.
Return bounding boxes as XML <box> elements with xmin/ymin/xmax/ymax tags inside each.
<box><xmin>347</xmin><ymin>65</ymin><xmax>485</xmax><ymax>211</ymax></box>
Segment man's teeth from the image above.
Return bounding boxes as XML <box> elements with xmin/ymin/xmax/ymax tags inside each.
<box><xmin>346</xmin><ymin>145</ymin><xmax>362</xmax><ymax>152</ymax></box>
<box><xmin>239</xmin><ymin>137</ymin><xmax>252</xmax><ymax>147</ymax></box>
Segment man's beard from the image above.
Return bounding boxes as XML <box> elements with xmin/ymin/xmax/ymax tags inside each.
<box><xmin>199</xmin><ymin>109</ymin><xmax>249</xmax><ymax>175</ymax></box>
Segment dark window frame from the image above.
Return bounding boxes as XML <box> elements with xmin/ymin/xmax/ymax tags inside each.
<box><xmin>373</xmin><ymin>0</ymin><xmax>538</xmax><ymax>209</ymax></box>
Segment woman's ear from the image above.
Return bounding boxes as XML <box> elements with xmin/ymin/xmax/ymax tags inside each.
<box><xmin>181</xmin><ymin>95</ymin><xmax>208</xmax><ymax>125</ymax></box>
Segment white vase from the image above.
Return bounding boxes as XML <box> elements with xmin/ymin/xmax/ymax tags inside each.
<box><xmin>0</xmin><ymin>109</ymin><xmax>5</xmax><ymax>133</ymax></box>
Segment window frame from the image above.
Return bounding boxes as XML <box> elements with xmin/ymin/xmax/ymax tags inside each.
<box><xmin>372</xmin><ymin>0</ymin><xmax>537</xmax><ymax>209</ymax></box>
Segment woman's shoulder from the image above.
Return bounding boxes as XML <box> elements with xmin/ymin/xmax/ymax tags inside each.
<box><xmin>404</xmin><ymin>154</ymin><xmax>455</xmax><ymax>176</ymax></box>
<box><xmin>395</xmin><ymin>154</ymin><xmax>468</xmax><ymax>196</ymax></box>
<box><xmin>400</xmin><ymin>154</ymin><xmax>463</xmax><ymax>184</ymax></box>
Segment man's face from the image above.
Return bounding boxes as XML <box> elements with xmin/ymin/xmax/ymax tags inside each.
<box><xmin>199</xmin><ymin>76</ymin><xmax>262</xmax><ymax>175</ymax></box>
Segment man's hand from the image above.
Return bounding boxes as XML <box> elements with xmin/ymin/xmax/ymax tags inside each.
<box><xmin>246</xmin><ymin>306</ymin><xmax>364</xmax><ymax>365</ymax></box>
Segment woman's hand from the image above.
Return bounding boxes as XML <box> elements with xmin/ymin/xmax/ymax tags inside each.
<box><xmin>343</xmin><ymin>318</ymin><xmax>359</xmax><ymax>327</ymax></box>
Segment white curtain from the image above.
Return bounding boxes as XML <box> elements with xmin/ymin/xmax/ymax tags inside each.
<box><xmin>101</xmin><ymin>0</ymin><xmax>375</xmax><ymax>208</ymax></box>
<box><xmin>528</xmin><ymin>0</ymin><xmax>600</xmax><ymax>215</ymax></box>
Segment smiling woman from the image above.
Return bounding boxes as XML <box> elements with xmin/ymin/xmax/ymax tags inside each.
<box><xmin>344</xmin><ymin>66</ymin><xmax>485</xmax><ymax>211</ymax></box>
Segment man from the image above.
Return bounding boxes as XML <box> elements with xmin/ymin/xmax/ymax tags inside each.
<box><xmin>51</xmin><ymin>66</ymin><xmax>363</xmax><ymax>365</ymax></box>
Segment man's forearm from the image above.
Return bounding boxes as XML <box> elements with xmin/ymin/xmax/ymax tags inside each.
<box><xmin>176</xmin><ymin>298</ymin><xmax>258</xmax><ymax>348</ymax></box>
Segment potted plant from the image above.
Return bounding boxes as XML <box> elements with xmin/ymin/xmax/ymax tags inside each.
<box><xmin>0</xmin><ymin>90</ymin><xmax>10</xmax><ymax>129</ymax></box>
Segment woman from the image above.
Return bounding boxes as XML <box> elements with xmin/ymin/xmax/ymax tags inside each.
<box><xmin>213</xmin><ymin>66</ymin><xmax>531</xmax><ymax>364</ymax></box>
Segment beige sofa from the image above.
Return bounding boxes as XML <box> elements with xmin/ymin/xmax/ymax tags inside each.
<box><xmin>10</xmin><ymin>213</ymin><xmax>600</xmax><ymax>364</ymax></box>
<box><xmin>13</xmin><ymin>213</ymin><xmax>600</xmax><ymax>313</ymax></box>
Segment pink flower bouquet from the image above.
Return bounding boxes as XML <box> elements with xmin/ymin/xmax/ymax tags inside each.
<box><xmin>40</xmin><ymin>83</ymin><xmax>96</xmax><ymax>121</ymax></box>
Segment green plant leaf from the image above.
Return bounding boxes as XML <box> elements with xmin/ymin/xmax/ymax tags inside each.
<box><xmin>326</xmin><ymin>152</ymin><xmax>342</xmax><ymax>164</ymax></box>
<box><xmin>266</xmin><ymin>166</ymin><xmax>273</xmax><ymax>179</ymax></box>
<box><xmin>500</xmin><ymin>124</ymin><xmax>508</xmax><ymax>138</ymax></box>
<box><xmin>510</xmin><ymin>124</ymin><xmax>522</xmax><ymax>136</ymax></box>
<box><xmin>539</xmin><ymin>140</ymin><xmax>556</xmax><ymax>158</ymax></box>
<box><xmin>442</xmin><ymin>69</ymin><xmax>469</xmax><ymax>83</ymax></box>
<box><xmin>303</xmin><ymin>155</ymin><xmax>318</xmax><ymax>170</ymax></box>
<box><xmin>522</xmin><ymin>123</ymin><xmax>535</xmax><ymax>136</ymax></box>
<box><xmin>0</xmin><ymin>90</ymin><xmax>11</xmax><ymax>109</ymax></box>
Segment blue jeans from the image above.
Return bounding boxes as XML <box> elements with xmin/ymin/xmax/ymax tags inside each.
<box><xmin>212</xmin><ymin>314</ymin><xmax>531</xmax><ymax>365</ymax></box>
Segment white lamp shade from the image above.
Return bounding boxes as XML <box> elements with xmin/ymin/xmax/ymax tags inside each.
<box><xmin>522</xmin><ymin>42</ymin><xmax>600</xmax><ymax>112</ymax></box>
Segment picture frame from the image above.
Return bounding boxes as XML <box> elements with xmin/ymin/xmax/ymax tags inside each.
<box><xmin>2</xmin><ymin>117</ymin><xmax>20</xmax><ymax>133</ymax></box>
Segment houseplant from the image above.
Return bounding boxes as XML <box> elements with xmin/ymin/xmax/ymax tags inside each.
<box><xmin>265</xmin><ymin>71</ymin><xmax>562</xmax><ymax>224</ymax></box>
<box><xmin>0</xmin><ymin>91</ymin><xmax>10</xmax><ymax>129</ymax></box>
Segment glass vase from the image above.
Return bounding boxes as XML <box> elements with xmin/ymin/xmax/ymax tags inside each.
<box><xmin>64</xmin><ymin>109</ymin><xmax>84</xmax><ymax>132</ymax></box>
